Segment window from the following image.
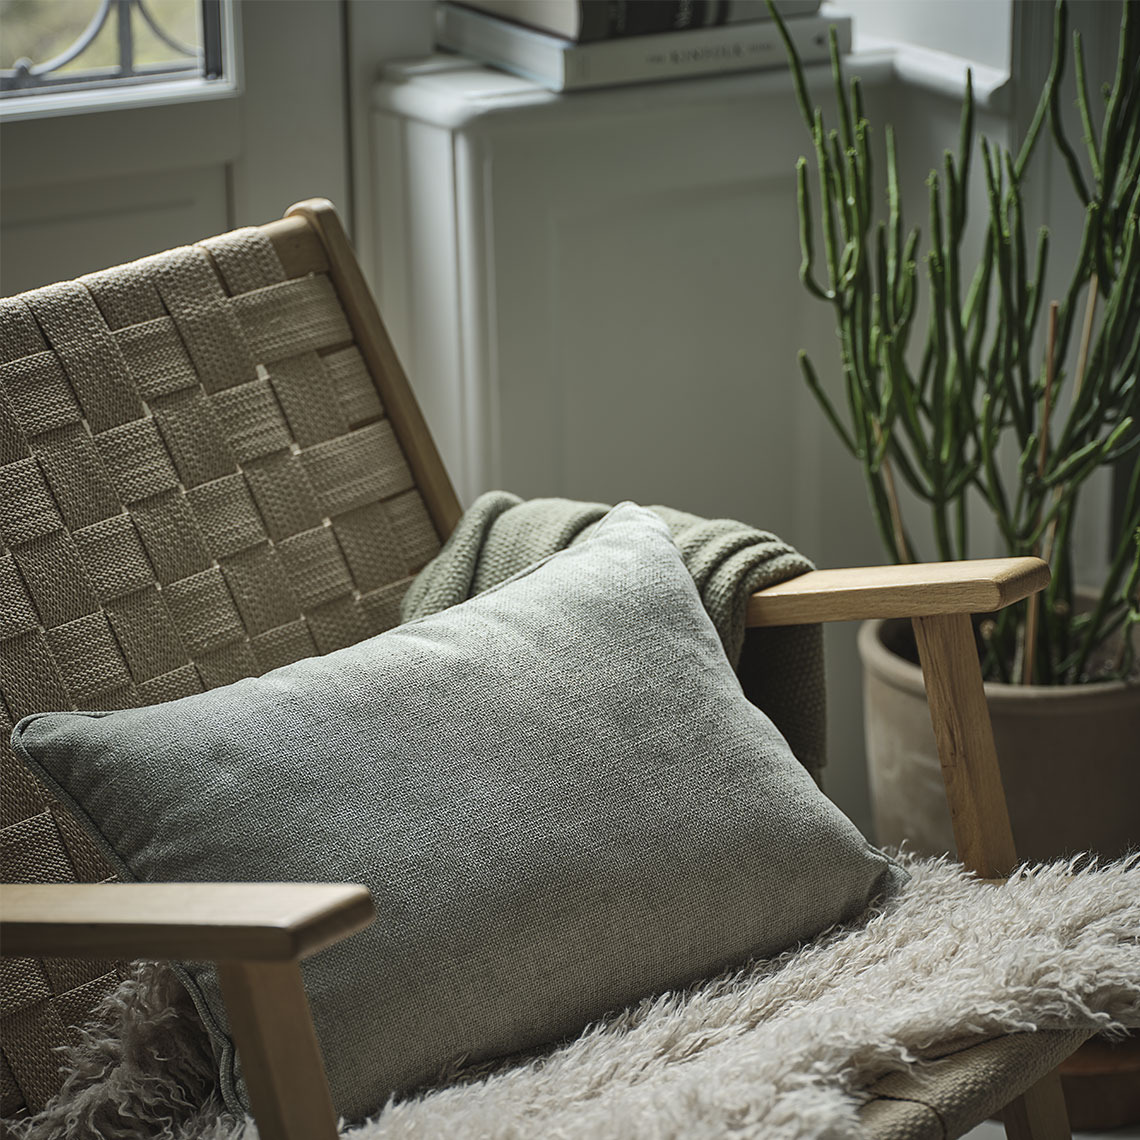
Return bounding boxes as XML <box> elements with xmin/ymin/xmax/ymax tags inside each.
<box><xmin>0</xmin><ymin>0</ymin><xmax>224</xmax><ymax>99</ymax></box>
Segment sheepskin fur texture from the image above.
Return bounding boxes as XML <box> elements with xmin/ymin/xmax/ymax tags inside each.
<box><xmin>13</xmin><ymin>853</ymin><xmax>1140</xmax><ymax>1140</ymax></box>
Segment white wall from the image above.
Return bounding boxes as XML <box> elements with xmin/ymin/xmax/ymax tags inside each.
<box><xmin>842</xmin><ymin>0</ymin><xmax>1011</xmax><ymax>70</ymax></box>
<box><xmin>0</xmin><ymin>0</ymin><xmax>352</xmax><ymax>295</ymax></box>
<box><xmin>0</xmin><ymin>0</ymin><xmax>437</xmax><ymax>295</ymax></box>
<box><xmin>345</xmin><ymin>0</ymin><xmax>437</xmax><ymax>284</ymax></box>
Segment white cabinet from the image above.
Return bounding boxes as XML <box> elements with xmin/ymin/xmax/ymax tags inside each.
<box><xmin>372</xmin><ymin>55</ymin><xmax>896</xmax><ymax>552</ymax></box>
<box><xmin>371</xmin><ymin>53</ymin><xmax>900</xmax><ymax>830</ymax></box>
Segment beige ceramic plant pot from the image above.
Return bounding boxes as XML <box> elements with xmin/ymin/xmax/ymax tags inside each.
<box><xmin>859</xmin><ymin>614</ymin><xmax>1140</xmax><ymax>863</ymax></box>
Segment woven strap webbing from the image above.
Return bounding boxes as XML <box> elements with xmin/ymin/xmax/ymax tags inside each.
<box><xmin>859</xmin><ymin>1029</ymin><xmax>1087</xmax><ymax>1139</ymax></box>
<box><xmin>0</xmin><ymin>227</ymin><xmax>441</xmax><ymax>1117</ymax></box>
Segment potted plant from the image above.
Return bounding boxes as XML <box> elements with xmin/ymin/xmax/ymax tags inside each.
<box><xmin>772</xmin><ymin>0</ymin><xmax>1139</xmax><ymax>867</ymax></box>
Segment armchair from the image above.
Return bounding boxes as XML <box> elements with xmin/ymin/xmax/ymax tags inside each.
<box><xmin>0</xmin><ymin>201</ymin><xmax>1084</xmax><ymax>1139</ymax></box>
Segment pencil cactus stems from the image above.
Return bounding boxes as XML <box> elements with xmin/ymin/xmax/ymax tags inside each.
<box><xmin>771</xmin><ymin>0</ymin><xmax>1140</xmax><ymax>684</ymax></box>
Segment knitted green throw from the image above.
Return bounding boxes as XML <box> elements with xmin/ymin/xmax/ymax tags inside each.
<box><xmin>401</xmin><ymin>492</ymin><xmax>827</xmax><ymax>780</ymax></box>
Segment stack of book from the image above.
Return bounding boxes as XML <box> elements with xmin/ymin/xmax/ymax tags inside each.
<box><xmin>436</xmin><ymin>1</ymin><xmax>852</xmax><ymax>93</ymax></box>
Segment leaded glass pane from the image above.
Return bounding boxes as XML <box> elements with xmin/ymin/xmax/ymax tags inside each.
<box><xmin>0</xmin><ymin>0</ymin><xmax>223</xmax><ymax>97</ymax></box>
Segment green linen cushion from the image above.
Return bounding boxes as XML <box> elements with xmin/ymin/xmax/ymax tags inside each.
<box><xmin>11</xmin><ymin>503</ymin><xmax>904</xmax><ymax>1123</ymax></box>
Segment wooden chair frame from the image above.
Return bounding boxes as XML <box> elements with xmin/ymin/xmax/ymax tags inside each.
<box><xmin>0</xmin><ymin>202</ymin><xmax>1080</xmax><ymax>1140</ymax></box>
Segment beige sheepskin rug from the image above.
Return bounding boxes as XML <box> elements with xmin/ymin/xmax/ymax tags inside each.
<box><xmin>15</xmin><ymin>853</ymin><xmax>1140</xmax><ymax>1140</ymax></box>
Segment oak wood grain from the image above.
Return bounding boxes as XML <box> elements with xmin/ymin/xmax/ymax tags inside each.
<box><xmin>264</xmin><ymin>215</ymin><xmax>331</xmax><ymax>278</ymax></box>
<box><xmin>912</xmin><ymin>609</ymin><xmax>1072</xmax><ymax>1138</ymax></box>
<box><xmin>218</xmin><ymin>959</ymin><xmax>340</xmax><ymax>1140</ymax></box>
<box><xmin>284</xmin><ymin>198</ymin><xmax>463</xmax><ymax>541</ymax></box>
<box><xmin>0</xmin><ymin>882</ymin><xmax>375</xmax><ymax>961</ymax></box>
<box><xmin>746</xmin><ymin>557</ymin><xmax>1050</xmax><ymax>626</ymax></box>
<box><xmin>911</xmin><ymin>611</ymin><xmax>1018</xmax><ymax>879</ymax></box>
<box><xmin>1002</xmin><ymin>1069</ymin><xmax>1074</xmax><ymax>1140</ymax></box>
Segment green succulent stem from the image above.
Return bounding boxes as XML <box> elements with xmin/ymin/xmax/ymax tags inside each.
<box><xmin>772</xmin><ymin>0</ymin><xmax>1140</xmax><ymax>684</ymax></box>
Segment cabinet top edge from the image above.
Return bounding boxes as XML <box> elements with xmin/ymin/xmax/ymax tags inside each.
<box><xmin>372</xmin><ymin>50</ymin><xmax>896</xmax><ymax>128</ymax></box>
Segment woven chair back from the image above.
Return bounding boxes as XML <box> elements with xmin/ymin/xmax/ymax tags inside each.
<box><xmin>0</xmin><ymin>202</ymin><xmax>459</xmax><ymax>1119</ymax></box>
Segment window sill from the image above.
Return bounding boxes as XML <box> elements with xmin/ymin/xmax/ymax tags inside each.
<box><xmin>0</xmin><ymin>74</ymin><xmax>238</xmax><ymax>125</ymax></box>
<box><xmin>857</xmin><ymin>32</ymin><xmax>1011</xmax><ymax>111</ymax></box>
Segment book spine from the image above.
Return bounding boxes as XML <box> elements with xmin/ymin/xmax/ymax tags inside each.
<box><xmin>562</xmin><ymin>14</ymin><xmax>850</xmax><ymax>90</ymax></box>
<box><xmin>663</xmin><ymin>2</ymin><xmax>716</xmax><ymax>32</ymax></box>
<box><xmin>581</xmin><ymin>0</ymin><xmax>826</xmax><ymax>41</ymax></box>
<box><xmin>577</xmin><ymin>1</ymin><xmax>614</xmax><ymax>41</ymax></box>
<box><xmin>581</xmin><ymin>2</ymin><xmax>715</xmax><ymax>42</ymax></box>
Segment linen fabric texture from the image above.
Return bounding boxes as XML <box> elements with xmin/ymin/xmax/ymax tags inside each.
<box><xmin>11</xmin><ymin>504</ymin><xmax>904</xmax><ymax>1124</ymax></box>
<box><xmin>401</xmin><ymin>490</ymin><xmax>828</xmax><ymax>781</ymax></box>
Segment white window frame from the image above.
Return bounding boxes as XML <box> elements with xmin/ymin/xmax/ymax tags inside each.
<box><xmin>0</xmin><ymin>0</ymin><xmax>240</xmax><ymax>125</ymax></box>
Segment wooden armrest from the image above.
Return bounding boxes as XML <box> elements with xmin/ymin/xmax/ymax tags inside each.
<box><xmin>746</xmin><ymin>557</ymin><xmax>1050</xmax><ymax>627</ymax></box>
<box><xmin>0</xmin><ymin>882</ymin><xmax>375</xmax><ymax>962</ymax></box>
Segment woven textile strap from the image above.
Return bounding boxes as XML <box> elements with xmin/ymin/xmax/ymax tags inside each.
<box><xmin>0</xmin><ymin>227</ymin><xmax>442</xmax><ymax>1119</ymax></box>
<box><xmin>859</xmin><ymin>1029</ymin><xmax>1088</xmax><ymax>1139</ymax></box>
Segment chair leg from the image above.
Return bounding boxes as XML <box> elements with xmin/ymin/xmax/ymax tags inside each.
<box><xmin>912</xmin><ymin>615</ymin><xmax>1076</xmax><ymax>1139</ymax></box>
<box><xmin>911</xmin><ymin>613</ymin><xmax>1018</xmax><ymax>878</ymax></box>
<box><xmin>218</xmin><ymin>959</ymin><xmax>340</xmax><ymax>1140</ymax></box>
<box><xmin>1002</xmin><ymin>1068</ymin><xmax>1072</xmax><ymax>1140</ymax></box>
